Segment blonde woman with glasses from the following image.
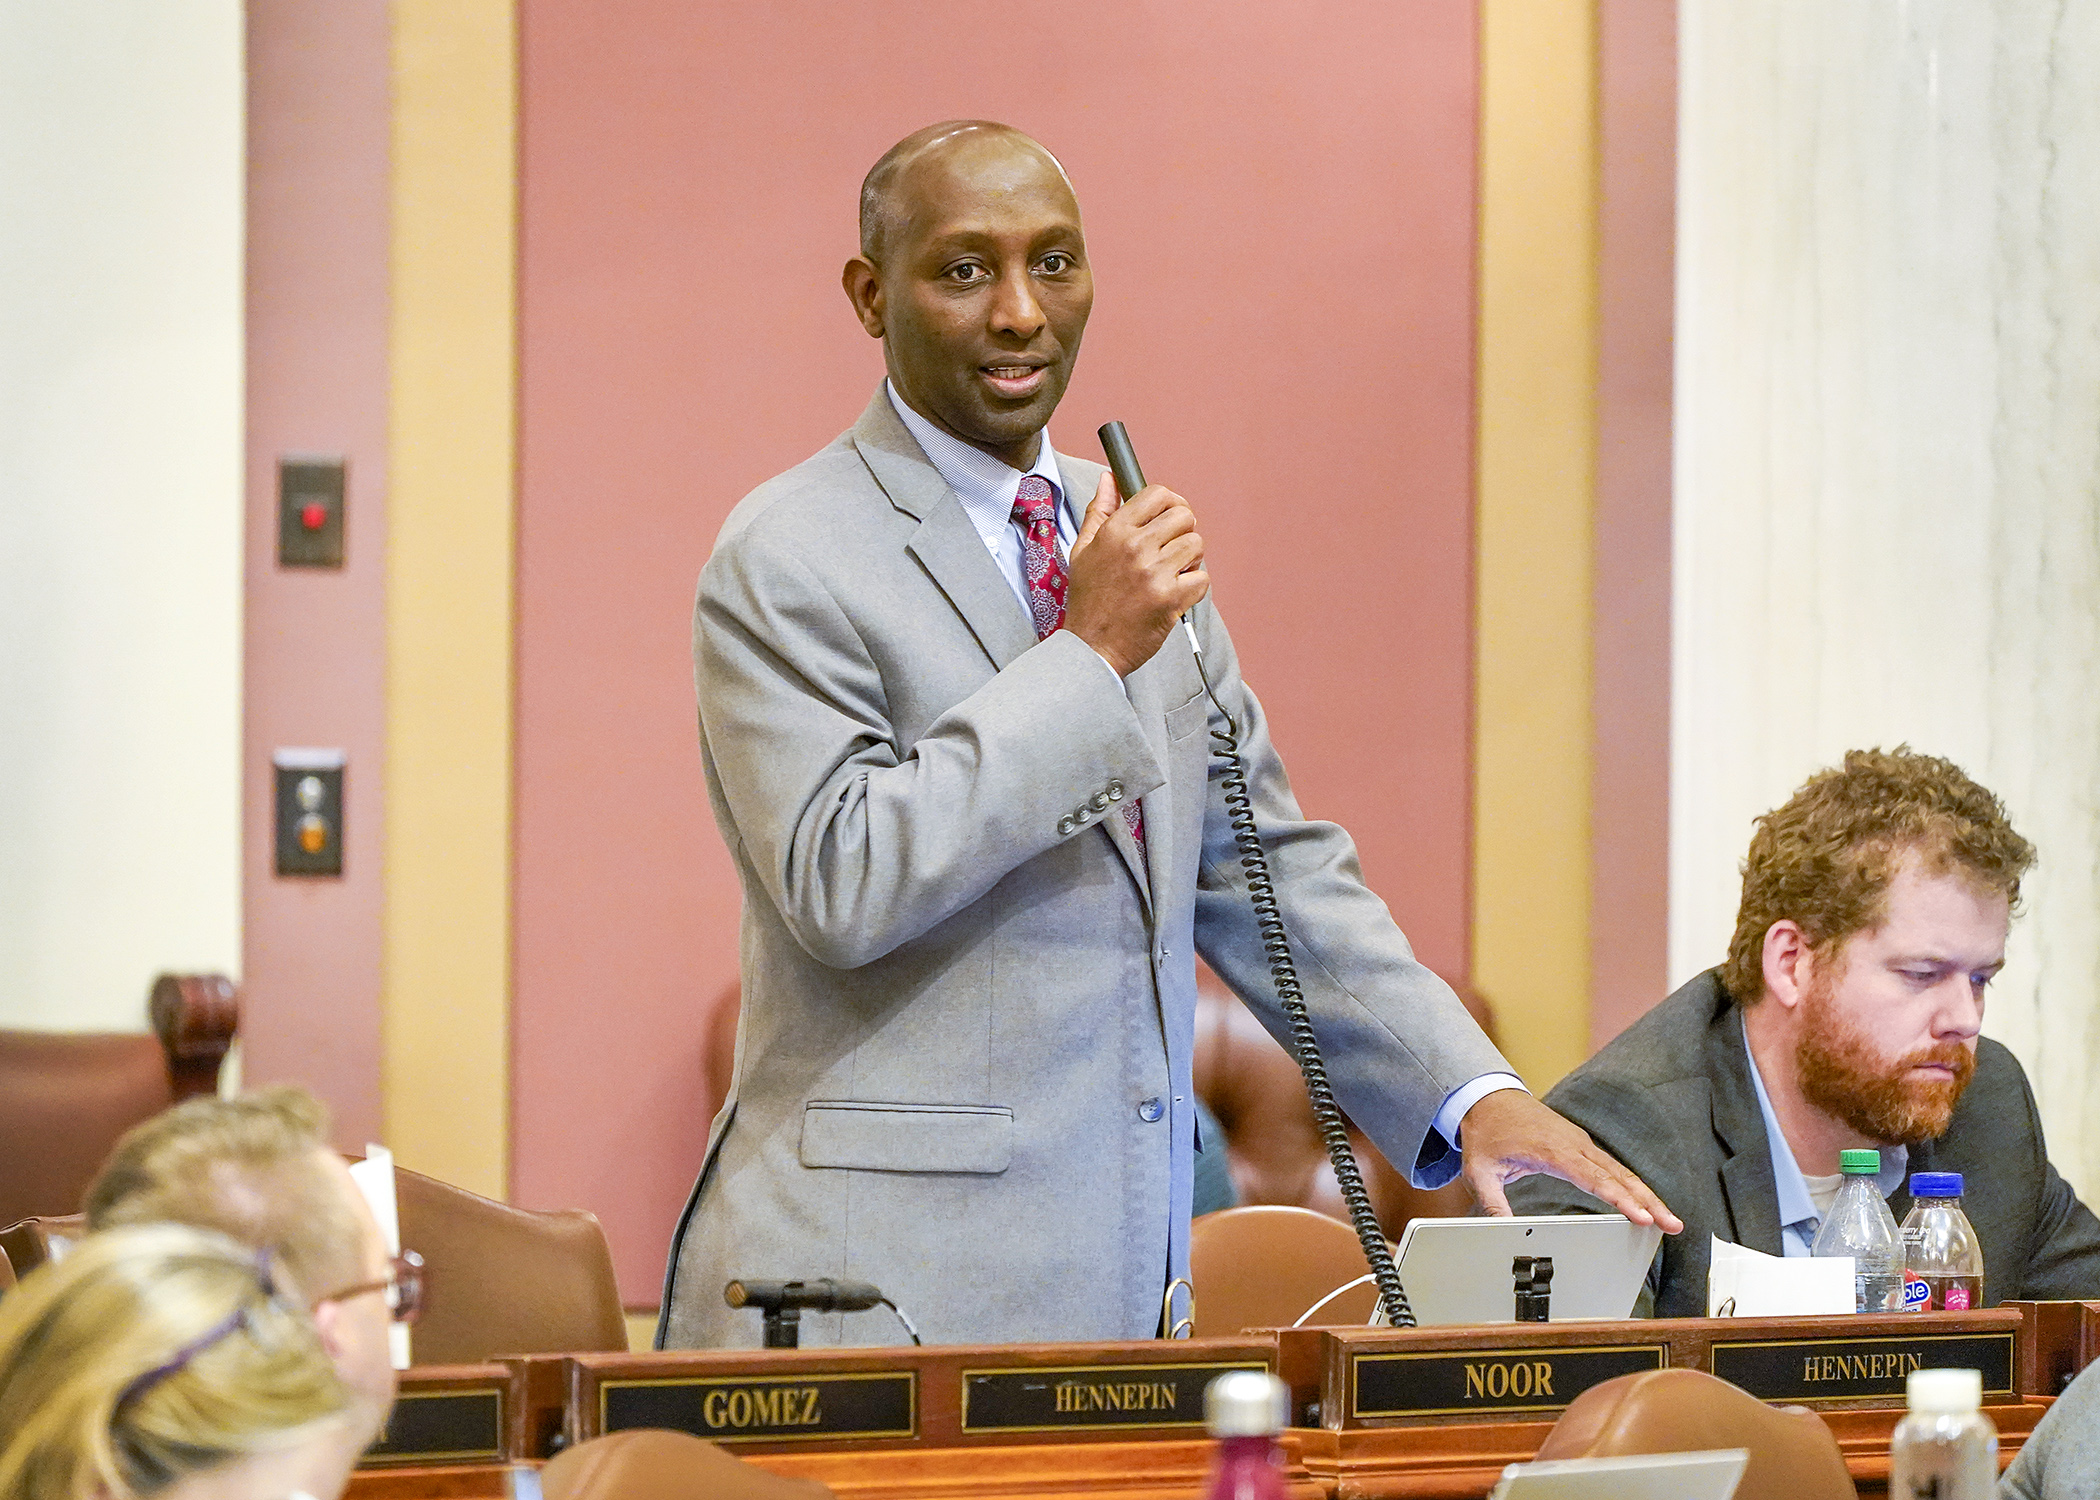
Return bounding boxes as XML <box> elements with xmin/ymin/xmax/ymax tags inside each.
<box><xmin>0</xmin><ymin>1223</ymin><xmax>356</xmax><ymax>1500</ymax></box>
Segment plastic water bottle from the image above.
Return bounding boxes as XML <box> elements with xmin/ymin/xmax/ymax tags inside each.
<box><xmin>1889</xmin><ymin>1367</ymin><xmax>1997</xmax><ymax>1499</ymax></box>
<box><xmin>1811</xmin><ymin>1148</ymin><xmax>1905</xmax><ymax>1313</ymax></box>
<box><xmin>1203</xmin><ymin>1370</ymin><xmax>1291</xmax><ymax>1500</ymax></box>
<box><xmin>1900</xmin><ymin>1173</ymin><xmax>1985</xmax><ymax>1312</ymax></box>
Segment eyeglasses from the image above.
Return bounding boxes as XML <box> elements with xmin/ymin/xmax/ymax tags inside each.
<box><xmin>319</xmin><ymin>1249</ymin><xmax>425</xmax><ymax>1325</ymax></box>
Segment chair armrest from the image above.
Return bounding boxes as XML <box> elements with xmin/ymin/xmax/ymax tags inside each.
<box><xmin>150</xmin><ymin>974</ymin><xmax>239</xmax><ymax>1100</ymax></box>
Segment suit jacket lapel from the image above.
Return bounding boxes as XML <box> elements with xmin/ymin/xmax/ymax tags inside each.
<box><xmin>853</xmin><ymin>388</ymin><xmax>1039</xmax><ymax>671</ymax></box>
<box><xmin>1708</xmin><ymin>994</ymin><xmax>1785</xmax><ymax>1254</ymax></box>
<box><xmin>857</xmin><ymin>390</ymin><xmax>1155</xmax><ymax>910</ymax></box>
<box><xmin>1099</xmin><ymin>747</ymin><xmax>1156</xmax><ymax>916</ymax></box>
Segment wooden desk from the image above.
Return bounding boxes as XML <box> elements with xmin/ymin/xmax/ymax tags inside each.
<box><xmin>346</xmin><ymin>1302</ymin><xmax>2100</xmax><ymax>1499</ymax></box>
<box><xmin>1280</xmin><ymin>1400</ymin><xmax>2052</xmax><ymax>1499</ymax></box>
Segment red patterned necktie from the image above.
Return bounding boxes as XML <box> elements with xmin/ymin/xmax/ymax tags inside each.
<box><xmin>1011</xmin><ymin>475</ymin><xmax>1147</xmax><ymax>866</ymax></box>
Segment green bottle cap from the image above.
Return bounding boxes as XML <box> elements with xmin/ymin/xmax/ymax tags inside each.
<box><xmin>1839</xmin><ymin>1148</ymin><xmax>1881</xmax><ymax>1174</ymax></box>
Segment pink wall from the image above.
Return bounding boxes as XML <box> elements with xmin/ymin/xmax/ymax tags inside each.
<box><xmin>1590</xmin><ymin>1</ymin><xmax>1677</xmax><ymax>1049</ymax></box>
<box><xmin>242</xmin><ymin>2</ymin><xmax>391</xmax><ymax>1149</ymax></box>
<box><xmin>513</xmin><ymin>0</ymin><xmax>1482</xmax><ymax>1298</ymax></box>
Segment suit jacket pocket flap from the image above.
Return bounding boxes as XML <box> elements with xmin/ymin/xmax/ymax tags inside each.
<box><xmin>1166</xmin><ymin>692</ymin><xmax>1210</xmax><ymax>743</ymax></box>
<box><xmin>799</xmin><ymin>1101</ymin><xmax>1013</xmax><ymax>1174</ymax></box>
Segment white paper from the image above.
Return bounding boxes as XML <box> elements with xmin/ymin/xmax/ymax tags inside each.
<box><xmin>1706</xmin><ymin>1235</ymin><xmax>1855</xmax><ymax>1317</ymax></box>
<box><xmin>347</xmin><ymin>1145</ymin><xmax>412</xmax><ymax>1369</ymax></box>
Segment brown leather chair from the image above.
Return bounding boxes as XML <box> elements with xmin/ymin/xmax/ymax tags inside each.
<box><xmin>0</xmin><ymin>1213</ymin><xmax>86</xmax><ymax>1280</ymax></box>
<box><xmin>394</xmin><ymin>1166</ymin><xmax>627</xmax><ymax>1365</ymax></box>
<box><xmin>0</xmin><ymin>1241</ymin><xmax>14</xmax><ymax>1293</ymax></box>
<box><xmin>1187</xmin><ymin>1204</ymin><xmax>1383</xmax><ymax>1335</ymax></box>
<box><xmin>1532</xmin><ymin>1368</ymin><xmax>1857</xmax><ymax>1500</ymax></box>
<box><xmin>1193</xmin><ymin>968</ymin><xmax>1495</xmax><ymax>1235</ymax></box>
<box><xmin>539</xmin><ymin>1429</ymin><xmax>835</xmax><ymax>1500</ymax></box>
<box><xmin>0</xmin><ymin>974</ymin><xmax>237</xmax><ymax>1227</ymax></box>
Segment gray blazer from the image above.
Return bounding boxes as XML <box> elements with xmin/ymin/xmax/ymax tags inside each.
<box><xmin>660</xmin><ymin>388</ymin><xmax>1507</xmax><ymax>1348</ymax></box>
<box><xmin>1508</xmin><ymin>970</ymin><xmax>2100</xmax><ymax>1316</ymax></box>
<box><xmin>2001</xmin><ymin>1352</ymin><xmax>2100</xmax><ymax>1497</ymax></box>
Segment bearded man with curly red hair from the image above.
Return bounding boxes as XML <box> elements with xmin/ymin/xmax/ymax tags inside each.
<box><xmin>1510</xmin><ymin>747</ymin><xmax>2100</xmax><ymax>1316</ymax></box>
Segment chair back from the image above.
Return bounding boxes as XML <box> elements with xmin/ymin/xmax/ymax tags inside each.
<box><xmin>0</xmin><ymin>975</ymin><xmax>237</xmax><ymax>1226</ymax></box>
<box><xmin>1533</xmin><ymin>1368</ymin><xmax>1857</xmax><ymax>1500</ymax></box>
<box><xmin>394</xmin><ymin>1167</ymin><xmax>626</xmax><ymax>1364</ymax></box>
<box><xmin>1187</xmin><ymin>1204</ymin><xmax>1381</xmax><ymax>1335</ymax></box>
<box><xmin>1191</xmin><ymin>977</ymin><xmax>1488</xmax><ymax>1232</ymax></box>
<box><xmin>0</xmin><ymin>1214</ymin><xmax>86</xmax><ymax>1280</ymax></box>
<box><xmin>539</xmin><ymin>1429</ymin><xmax>835</xmax><ymax>1500</ymax></box>
<box><xmin>0</xmin><ymin>1241</ymin><xmax>14</xmax><ymax>1293</ymax></box>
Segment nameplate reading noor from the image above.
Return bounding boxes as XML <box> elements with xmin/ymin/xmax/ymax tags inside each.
<box><xmin>1710</xmin><ymin>1331</ymin><xmax>2017</xmax><ymax>1404</ymax></box>
<box><xmin>961</xmin><ymin>1361</ymin><xmax>1268</xmax><ymax>1434</ymax></box>
<box><xmin>360</xmin><ymin>1388</ymin><xmax>505</xmax><ymax>1467</ymax></box>
<box><xmin>599</xmin><ymin>1371</ymin><xmax>917</xmax><ymax>1444</ymax></box>
<box><xmin>1349</xmin><ymin>1344</ymin><xmax>1668</xmax><ymax>1420</ymax></box>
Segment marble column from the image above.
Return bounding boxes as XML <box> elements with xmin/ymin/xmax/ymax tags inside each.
<box><xmin>1673</xmin><ymin>3</ymin><xmax>2100</xmax><ymax>1196</ymax></box>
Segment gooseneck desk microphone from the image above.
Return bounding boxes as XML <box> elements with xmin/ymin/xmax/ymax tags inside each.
<box><xmin>724</xmin><ymin>1277</ymin><xmax>920</xmax><ymax>1348</ymax></box>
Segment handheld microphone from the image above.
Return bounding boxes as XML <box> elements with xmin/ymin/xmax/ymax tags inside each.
<box><xmin>723</xmin><ymin>1277</ymin><xmax>884</xmax><ymax>1313</ymax></box>
<box><xmin>1096</xmin><ymin>421</ymin><xmax>1203</xmax><ymax>658</ymax></box>
<box><xmin>1097</xmin><ymin>420</ymin><xmax>1146</xmax><ymax>499</ymax></box>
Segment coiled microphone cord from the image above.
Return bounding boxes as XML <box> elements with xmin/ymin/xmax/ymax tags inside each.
<box><xmin>1096</xmin><ymin>419</ymin><xmax>1415</xmax><ymax>1328</ymax></box>
<box><xmin>1189</xmin><ymin>645</ymin><xmax>1416</xmax><ymax>1329</ymax></box>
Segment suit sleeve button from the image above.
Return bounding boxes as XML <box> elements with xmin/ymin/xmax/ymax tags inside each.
<box><xmin>1057</xmin><ymin>816</ymin><xmax>1075</xmax><ymax>835</ymax></box>
<box><xmin>1089</xmin><ymin>791</ymin><xmax>1110</xmax><ymax>811</ymax></box>
<box><xmin>1106</xmin><ymin>780</ymin><xmax>1125</xmax><ymax>799</ymax></box>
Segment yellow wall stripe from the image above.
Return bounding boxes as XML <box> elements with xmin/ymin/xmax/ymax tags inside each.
<box><xmin>383</xmin><ymin>0</ymin><xmax>517</xmax><ymax>1198</ymax></box>
<box><xmin>1472</xmin><ymin>0</ymin><xmax>1599</xmax><ymax>1091</ymax></box>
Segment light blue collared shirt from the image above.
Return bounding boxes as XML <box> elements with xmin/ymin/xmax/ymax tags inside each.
<box><xmin>1742</xmin><ymin>1013</ymin><xmax>1906</xmax><ymax>1255</ymax></box>
<box><xmin>886</xmin><ymin>382</ymin><xmax>1081</xmax><ymax>613</ymax></box>
<box><xmin>886</xmin><ymin>381</ymin><xmax>1524</xmax><ymax>1155</ymax></box>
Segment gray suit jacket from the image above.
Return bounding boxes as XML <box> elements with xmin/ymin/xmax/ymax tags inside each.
<box><xmin>660</xmin><ymin>388</ymin><xmax>1507</xmax><ymax>1348</ymax></box>
<box><xmin>2001</xmin><ymin>1352</ymin><xmax>2100</xmax><ymax>1497</ymax></box>
<box><xmin>1508</xmin><ymin>970</ymin><xmax>2100</xmax><ymax>1317</ymax></box>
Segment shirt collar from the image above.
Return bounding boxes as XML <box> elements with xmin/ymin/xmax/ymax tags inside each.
<box><xmin>1740</xmin><ymin>1011</ymin><xmax>1908</xmax><ymax>1234</ymax></box>
<box><xmin>886</xmin><ymin>380</ymin><xmax>1070</xmax><ymax>546</ymax></box>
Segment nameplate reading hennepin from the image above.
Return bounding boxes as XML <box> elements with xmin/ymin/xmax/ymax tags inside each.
<box><xmin>599</xmin><ymin>1371</ymin><xmax>916</xmax><ymax>1444</ymax></box>
<box><xmin>360</xmin><ymin>1388</ymin><xmax>504</xmax><ymax>1466</ymax></box>
<box><xmin>961</xmin><ymin>1361</ymin><xmax>1267</xmax><ymax>1433</ymax></box>
<box><xmin>1350</xmin><ymin>1345</ymin><xmax>1667</xmax><ymax>1420</ymax></box>
<box><xmin>1710</xmin><ymin>1331</ymin><xmax>2016</xmax><ymax>1404</ymax></box>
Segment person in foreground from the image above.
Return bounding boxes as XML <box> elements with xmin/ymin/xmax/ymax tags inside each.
<box><xmin>2000</xmin><ymin>1355</ymin><xmax>2100</xmax><ymax>1498</ymax></box>
<box><xmin>662</xmin><ymin>118</ymin><xmax>1678</xmax><ymax>1349</ymax></box>
<box><xmin>83</xmin><ymin>1087</ymin><xmax>401</xmax><ymax>1465</ymax></box>
<box><xmin>1510</xmin><ymin>747</ymin><xmax>2100</xmax><ymax>1315</ymax></box>
<box><xmin>0</xmin><ymin>1223</ymin><xmax>354</xmax><ymax>1500</ymax></box>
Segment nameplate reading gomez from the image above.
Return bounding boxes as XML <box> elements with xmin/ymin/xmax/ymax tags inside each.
<box><xmin>599</xmin><ymin>1371</ymin><xmax>917</xmax><ymax>1444</ymax></box>
<box><xmin>961</xmin><ymin>1361</ymin><xmax>1269</xmax><ymax>1434</ymax></box>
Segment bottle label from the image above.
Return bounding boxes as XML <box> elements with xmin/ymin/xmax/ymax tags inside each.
<box><xmin>1911</xmin><ymin>1275</ymin><xmax>1984</xmax><ymax>1313</ymax></box>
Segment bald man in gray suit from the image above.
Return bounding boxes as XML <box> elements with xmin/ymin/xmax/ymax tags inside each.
<box><xmin>660</xmin><ymin>121</ymin><xmax>1676</xmax><ymax>1350</ymax></box>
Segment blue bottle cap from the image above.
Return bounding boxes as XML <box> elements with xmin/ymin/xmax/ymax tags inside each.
<box><xmin>1909</xmin><ymin>1172</ymin><xmax>1963</xmax><ymax>1198</ymax></box>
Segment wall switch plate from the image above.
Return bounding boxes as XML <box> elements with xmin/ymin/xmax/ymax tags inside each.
<box><xmin>278</xmin><ymin>456</ymin><xmax>346</xmax><ymax>567</ymax></box>
<box><xmin>273</xmin><ymin>749</ymin><xmax>345</xmax><ymax>876</ymax></box>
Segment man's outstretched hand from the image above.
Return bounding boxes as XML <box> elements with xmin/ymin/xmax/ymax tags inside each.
<box><xmin>1458</xmin><ymin>1090</ymin><xmax>1684</xmax><ymax>1234</ymax></box>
